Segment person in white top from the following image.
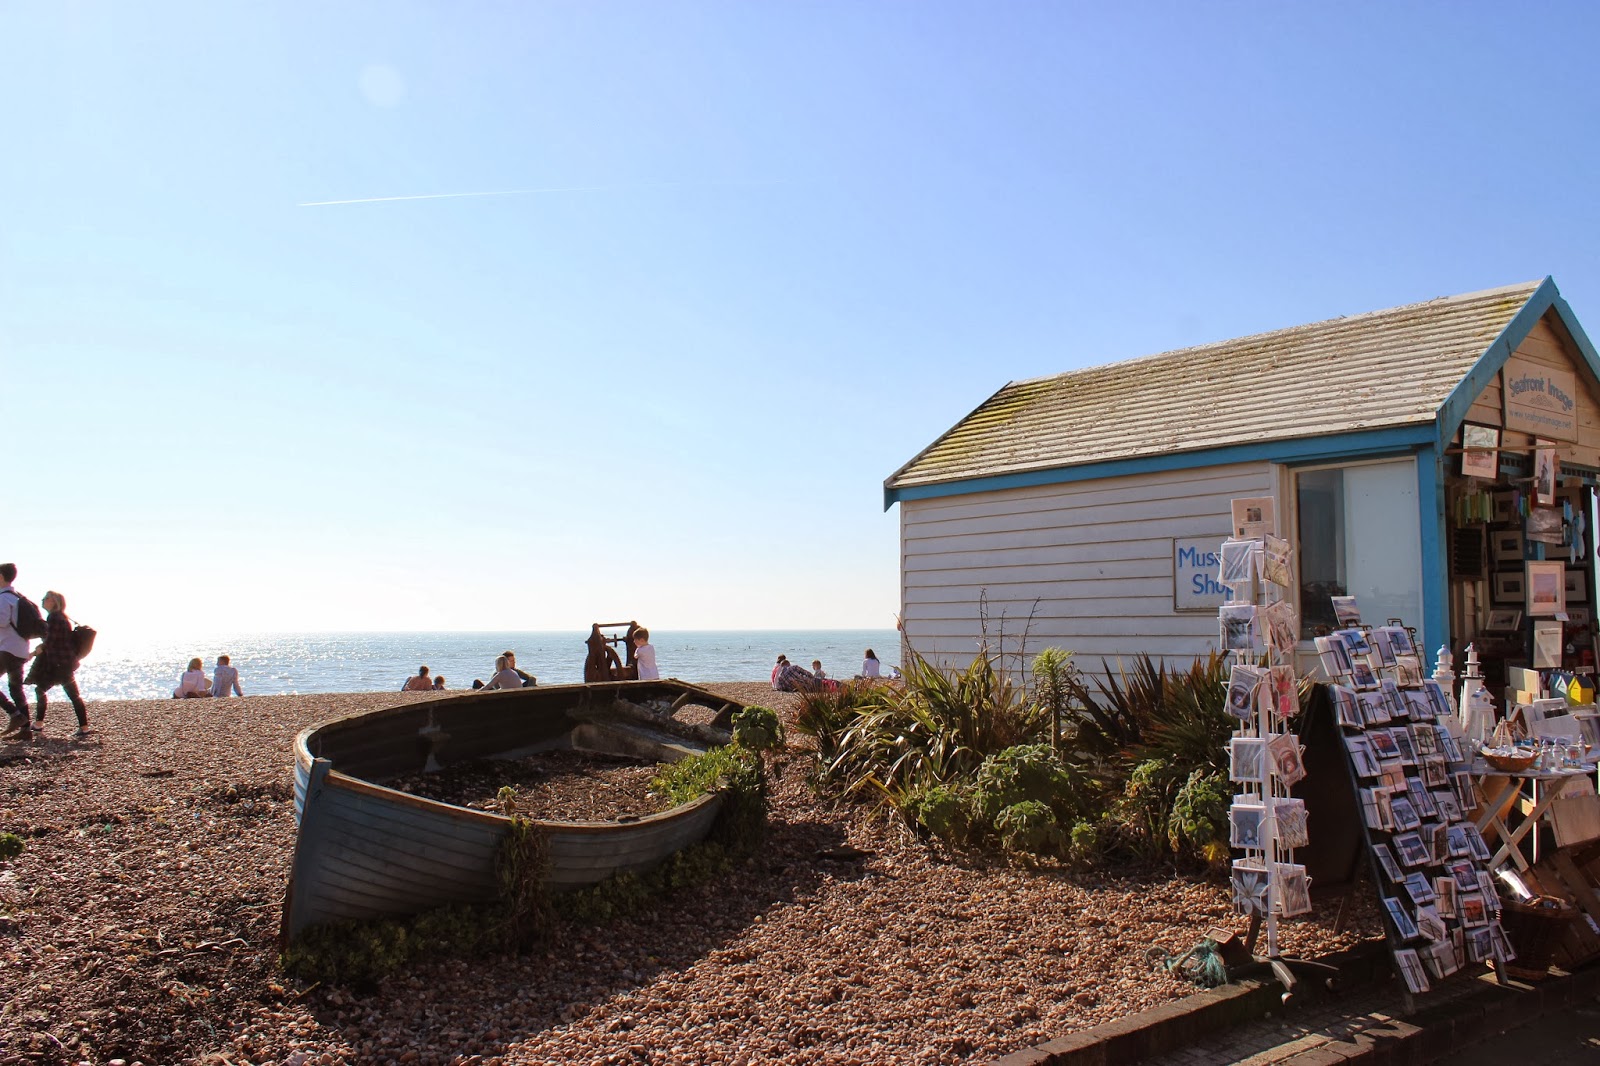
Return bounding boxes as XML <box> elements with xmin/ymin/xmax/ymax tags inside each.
<box><xmin>861</xmin><ymin>648</ymin><xmax>882</xmax><ymax>679</ymax></box>
<box><xmin>482</xmin><ymin>655</ymin><xmax>524</xmax><ymax>691</ymax></box>
<box><xmin>812</xmin><ymin>660</ymin><xmax>827</xmax><ymax>680</ymax></box>
<box><xmin>0</xmin><ymin>563</ymin><xmax>32</xmax><ymax>737</ymax></box>
<box><xmin>174</xmin><ymin>658</ymin><xmax>212</xmax><ymax>698</ymax></box>
<box><xmin>633</xmin><ymin>628</ymin><xmax>660</xmax><ymax>680</ymax></box>
<box><xmin>211</xmin><ymin>654</ymin><xmax>243</xmax><ymax>697</ymax></box>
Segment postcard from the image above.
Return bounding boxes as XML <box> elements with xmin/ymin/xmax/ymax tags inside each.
<box><xmin>1360</xmin><ymin>787</ymin><xmax>1388</xmax><ymax>831</ymax></box>
<box><xmin>1390</xmin><ymin>726</ymin><xmax>1417</xmax><ymax>765</ymax></box>
<box><xmin>1408</xmin><ymin>782</ymin><xmax>1436</xmax><ymax>817</ymax></box>
<box><xmin>1230</xmin><ymin>803</ymin><xmax>1265</xmax><ymax>849</ymax></box>
<box><xmin>1229</xmin><ymin>736</ymin><xmax>1265</xmax><ymax>783</ymax></box>
<box><xmin>1527</xmin><ymin>505</ymin><xmax>1564</xmax><ymax>545</ymax></box>
<box><xmin>1338</xmin><ymin>626</ymin><xmax>1372</xmax><ymax>656</ymax></box>
<box><xmin>1465</xmin><ymin>926</ymin><xmax>1494</xmax><ymax>964</ymax></box>
<box><xmin>1219</xmin><ymin>538</ymin><xmax>1258</xmax><ymax>590</ymax></box>
<box><xmin>1422</xmin><ymin>680</ymin><xmax>1451</xmax><ymax>719</ymax></box>
<box><xmin>1463</xmin><ymin>823</ymin><xmax>1493</xmax><ymax>862</ymax></box>
<box><xmin>1385</xmin><ymin>625</ymin><xmax>1416</xmax><ymax>658</ymax></box>
<box><xmin>1315</xmin><ymin>635</ymin><xmax>1352</xmax><ymax>679</ymax></box>
<box><xmin>1435</xmin><ymin>792</ymin><xmax>1462</xmax><ymax>823</ymax></box>
<box><xmin>1395</xmin><ymin>657</ymin><xmax>1423</xmax><ymax>687</ymax></box>
<box><xmin>1369</xmin><ymin>729</ymin><xmax>1401</xmax><ymax>758</ymax></box>
<box><xmin>1333</xmin><ymin>686</ymin><xmax>1364</xmax><ymax>730</ymax></box>
<box><xmin>1534</xmin><ymin>440</ymin><xmax>1559</xmax><ymax>507</ymax></box>
<box><xmin>1424</xmin><ymin>937</ymin><xmax>1460</xmax><ymax>980</ymax></box>
<box><xmin>1219</xmin><ymin>604</ymin><xmax>1258</xmax><ymax>652</ymax></box>
<box><xmin>1268</xmin><ymin>664</ymin><xmax>1297</xmax><ymax>720</ymax></box>
<box><xmin>1461</xmin><ymin>424</ymin><xmax>1499</xmax><ymax>479</ymax></box>
<box><xmin>1262</xmin><ymin>535</ymin><xmax>1293</xmax><ymax>588</ymax></box>
<box><xmin>1394</xmin><ymin>832</ymin><xmax>1431</xmax><ymax>867</ymax></box>
<box><xmin>1373</xmin><ymin>843</ymin><xmax>1404</xmax><ymax>882</ymax></box>
<box><xmin>1369</xmin><ymin>627</ymin><xmax>1396</xmax><ymax>668</ymax></box>
<box><xmin>1415</xmin><ymin>903</ymin><xmax>1447</xmax><ymax>944</ymax></box>
<box><xmin>1389</xmin><ymin>795</ymin><xmax>1422</xmax><ymax>832</ymax></box>
<box><xmin>1330</xmin><ymin>595</ymin><xmax>1361</xmax><ymax>627</ymax></box>
<box><xmin>1273</xmin><ymin>798</ymin><xmax>1309</xmax><ymax>849</ymax></box>
<box><xmin>1359</xmin><ymin>690</ymin><xmax>1389</xmax><ymax>725</ymax></box>
<box><xmin>1231</xmin><ymin>496</ymin><xmax>1275</xmax><ymax>540</ymax></box>
<box><xmin>1404</xmin><ymin>688</ymin><xmax>1435</xmax><ymax>722</ymax></box>
<box><xmin>1447</xmin><ymin>858</ymin><xmax>1478</xmax><ymax>891</ymax></box>
<box><xmin>1404</xmin><ymin>871</ymin><xmax>1438</xmax><ymax>907</ymax></box>
<box><xmin>1275</xmin><ymin>862</ymin><xmax>1311</xmax><ymax>917</ymax></box>
<box><xmin>1445</xmin><ymin>825</ymin><xmax>1473</xmax><ymax>858</ymax></box>
<box><xmin>1534</xmin><ymin>620</ymin><xmax>1563</xmax><ymax>668</ymax></box>
<box><xmin>1231</xmin><ymin>859</ymin><xmax>1270</xmax><ymax>916</ymax></box>
<box><xmin>1434</xmin><ymin>876</ymin><xmax>1458</xmax><ymax>918</ymax></box>
<box><xmin>1384</xmin><ymin>897</ymin><xmax>1420</xmax><ymax>940</ymax></box>
<box><xmin>1226</xmin><ymin>664</ymin><xmax>1264</xmax><ymax>720</ymax></box>
<box><xmin>1263</xmin><ymin>600</ymin><xmax>1298</xmax><ymax>658</ymax></box>
<box><xmin>1350</xmin><ymin>659</ymin><xmax>1379</xmax><ymax>691</ymax></box>
<box><xmin>1344</xmin><ymin>734</ymin><xmax>1379</xmax><ymax>777</ymax></box>
<box><xmin>1459</xmin><ymin>891</ymin><xmax>1489</xmax><ymax>927</ymax></box>
<box><xmin>1490</xmin><ymin>921</ymin><xmax>1516</xmax><ymax>962</ymax></box>
<box><xmin>1394</xmin><ymin>948</ymin><xmax>1431</xmax><ymax>993</ymax></box>
<box><xmin>1380</xmin><ymin>679</ymin><xmax>1408</xmax><ymax>720</ymax></box>
<box><xmin>1268</xmin><ymin>732</ymin><xmax>1306</xmax><ymax>786</ymax></box>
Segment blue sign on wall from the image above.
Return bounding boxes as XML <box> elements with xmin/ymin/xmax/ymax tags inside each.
<box><xmin>1173</xmin><ymin>535</ymin><xmax>1229</xmax><ymax>611</ymax></box>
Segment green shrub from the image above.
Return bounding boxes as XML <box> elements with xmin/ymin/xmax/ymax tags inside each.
<box><xmin>731</xmin><ymin>705</ymin><xmax>784</xmax><ymax>751</ymax></box>
<box><xmin>971</xmin><ymin>744</ymin><xmax>1078</xmax><ymax>823</ymax></box>
<box><xmin>1067</xmin><ymin>819</ymin><xmax>1100</xmax><ymax>867</ymax></box>
<box><xmin>1168</xmin><ymin>769</ymin><xmax>1231</xmax><ymax>865</ymax></box>
<box><xmin>902</xmin><ymin>783</ymin><xmax>972</xmax><ymax>842</ymax></box>
<box><xmin>793</xmin><ymin>682</ymin><xmax>879</xmax><ymax>763</ymax></box>
<box><xmin>994</xmin><ymin>801</ymin><xmax>1064</xmax><ymax>855</ymax></box>
<box><xmin>652</xmin><ymin>744</ymin><xmax>768</xmax><ymax>852</ymax></box>
<box><xmin>0</xmin><ymin>832</ymin><xmax>22</xmax><ymax>862</ymax></box>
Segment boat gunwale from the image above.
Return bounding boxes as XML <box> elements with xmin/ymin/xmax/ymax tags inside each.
<box><xmin>292</xmin><ymin>678</ymin><xmax>735</xmax><ymax>832</ymax></box>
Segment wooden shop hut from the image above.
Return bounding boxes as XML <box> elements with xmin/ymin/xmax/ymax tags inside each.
<box><xmin>884</xmin><ymin>277</ymin><xmax>1600</xmax><ymax>692</ymax></box>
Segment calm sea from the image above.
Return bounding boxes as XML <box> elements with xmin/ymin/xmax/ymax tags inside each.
<box><xmin>71</xmin><ymin>629</ymin><xmax>902</xmax><ymax>702</ymax></box>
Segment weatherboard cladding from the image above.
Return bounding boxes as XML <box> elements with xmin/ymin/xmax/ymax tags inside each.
<box><xmin>887</xmin><ymin>280</ymin><xmax>1544</xmax><ymax>491</ymax></box>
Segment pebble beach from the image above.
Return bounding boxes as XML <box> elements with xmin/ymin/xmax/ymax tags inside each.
<box><xmin>1</xmin><ymin>684</ymin><xmax>1377</xmax><ymax>1065</ymax></box>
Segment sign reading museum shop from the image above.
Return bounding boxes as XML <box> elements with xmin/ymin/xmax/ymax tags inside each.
<box><xmin>1502</xmin><ymin>357</ymin><xmax>1578</xmax><ymax>441</ymax></box>
<box><xmin>1173</xmin><ymin>536</ymin><xmax>1230</xmax><ymax>611</ymax></box>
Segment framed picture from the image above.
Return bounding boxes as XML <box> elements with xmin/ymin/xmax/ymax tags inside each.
<box><xmin>1492</xmin><ymin>491</ymin><xmax>1518</xmax><ymax>524</ymax></box>
<box><xmin>1566</xmin><ymin>568</ymin><xmax>1588</xmax><ymax>604</ymax></box>
<box><xmin>1534</xmin><ymin>620</ymin><xmax>1563</xmax><ymax>668</ymax></box>
<box><xmin>1527</xmin><ymin>560</ymin><xmax>1566</xmax><ymax>616</ymax></box>
<box><xmin>1461</xmin><ymin>424</ymin><xmax>1500</xmax><ymax>479</ymax></box>
<box><xmin>1484</xmin><ymin>608</ymin><xmax>1522</xmax><ymax>633</ymax></box>
<box><xmin>1493</xmin><ymin>570</ymin><xmax>1525</xmax><ymax>605</ymax></box>
<box><xmin>1490</xmin><ymin>530</ymin><xmax>1524</xmax><ymax>564</ymax></box>
<box><xmin>1568</xmin><ymin>607</ymin><xmax>1592</xmax><ymax>627</ymax></box>
<box><xmin>1534</xmin><ymin>440</ymin><xmax>1559</xmax><ymax>507</ymax></box>
<box><xmin>1527</xmin><ymin>505</ymin><xmax>1565</xmax><ymax>544</ymax></box>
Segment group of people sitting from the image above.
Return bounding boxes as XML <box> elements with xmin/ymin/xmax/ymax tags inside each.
<box><xmin>770</xmin><ymin>648</ymin><xmax>889</xmax><ymax>693</ymax></box>
<box><xmin>400</xmin><ymin>649</ymin><xmax>541</xmax><ymax>693</ymax></box>
<box><xmin>173</xmin><ymin>655</ymin><xmax>244</xmax><ymax>699</ymax></box>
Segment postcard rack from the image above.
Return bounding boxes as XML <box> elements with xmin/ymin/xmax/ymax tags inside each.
<box><xmin>1317</xmin><ymin>617</ymin><xmax>1516</xmax><ymax>1009</ymax></box>
<box><xmin>1218</xmin><ymin>498</ymin><xmax>1336</xmax><ymax>999</ymax></box>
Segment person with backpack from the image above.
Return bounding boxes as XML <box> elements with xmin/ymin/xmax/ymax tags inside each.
<box><xmin>25</xmin><ymin>591</ymin><xmax>90</xmax><ymax>738</ymax></box>
<box><xmin>0</xmin><ymin>563</ymin><xmax>41</xmax><ymax>740</ymax></box>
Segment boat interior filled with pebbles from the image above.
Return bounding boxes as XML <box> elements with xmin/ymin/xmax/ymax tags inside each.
<box><xmin>283</xmin><ymin>679</ymin><xmax>751</xmax><ymax>943</ymax></box>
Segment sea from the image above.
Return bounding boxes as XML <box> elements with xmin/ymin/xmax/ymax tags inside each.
<box><xmin>71</xmin><ymin>629</ymin><xmax>903</xmax><ymax>702</ymax></box>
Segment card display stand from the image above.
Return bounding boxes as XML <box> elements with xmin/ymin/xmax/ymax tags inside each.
<box><xmin>1320</xmin><ymin>621</ymin><xmax>1516</xmax><ymax>1005</ymax></box>
<box><xmin>1219</xmin><ymin>508</ymin><xmax>1338</xmax><ymax>999</ymax></box>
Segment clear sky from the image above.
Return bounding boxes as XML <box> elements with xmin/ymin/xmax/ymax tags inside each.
<box><xmin>5</xmin><ymin>2</ymin><xmax>1599</xmax><ymax>640</ymax></box>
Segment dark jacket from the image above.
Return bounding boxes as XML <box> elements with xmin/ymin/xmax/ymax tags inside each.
<box><xmin>25</xmin><ymin>611</ymin><xmax>78</xmax><ymax>689</ymax></box>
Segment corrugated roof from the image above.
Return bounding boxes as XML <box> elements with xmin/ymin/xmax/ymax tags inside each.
<box><xmin>887</xmin><ymin>280</ymin><xmax>1545</xmax><ymax>491</ymax></box>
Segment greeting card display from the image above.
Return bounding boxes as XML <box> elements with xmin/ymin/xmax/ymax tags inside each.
<box><xmin>1323</xmin><ymin>610</ymin><xmax>1513</xmax><ymax>996</ymax></box>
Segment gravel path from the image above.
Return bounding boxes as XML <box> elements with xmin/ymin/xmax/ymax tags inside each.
<box><xmin>0</xmin><ymin>683</ymin><xmax>1378</xmax><ymax>1065</ymax></box>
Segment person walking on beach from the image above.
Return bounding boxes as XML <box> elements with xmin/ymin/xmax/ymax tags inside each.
<box><xmin>403</xmin><ymin>666</ymin><xmax>433</xmax><ymax>692</ymax></box>
<box><xmin>26</xmin><ymin>591</ymin><xmax>90</xmax><ymax>738</ymax></box>
<box><xmin>861</xmin><ymin>649</ymin><xmax>882</xmax><ymax>679</ymax></box>
<box><xmin>633</xmin><ymin>628</ymin><xmax>659</xmax><ymax>680</ymax></box>
<box><xmin>0</xmin><ymin>564</ymin><xmax>34</xmax><ymax>739</ymax></box>
<box><xmin>211</xmin><ymin>654</ymin><xmax>243</xmax><ymax>697</ymax></box>
<box><xmin>174</xmin><ymin>658</ymin><xmax>212</xmax><ymax>698</ymax></box>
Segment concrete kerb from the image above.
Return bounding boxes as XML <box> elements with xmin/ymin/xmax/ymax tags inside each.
<box><xmin>992</xmin><ymin>942</ymin><xmax>1392</xmax><ymax>1066</ymax></box>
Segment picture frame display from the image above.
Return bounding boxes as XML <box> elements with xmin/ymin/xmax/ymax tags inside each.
<box><xmin>1566</xmin><ymin>568</ymin><xmax>1588</xmax><ymax>605</ymax></box>
<box><xmin>1461</xmin><ymin>424</ymin><xmax>1499</xmax><ymax>479</ymax></box>
<box><xmin>1493</xmin><ymin>570</ymin><xmax>1525</xmax><ymax>605</ymax></box>
<box><xmin>1526</xmin><ymin>560</ymin><xmax>1566</xmax><ymax>616</ymax></box>
<box><xmin>1484</xmin><ymin>608</ymin><xmax>1522</xmax><ymax>633</ymax></box>
<box><xmin>1490</xmin><ymin>530</ymin><xmax>1524</xmax><ymax>565</ymax></box>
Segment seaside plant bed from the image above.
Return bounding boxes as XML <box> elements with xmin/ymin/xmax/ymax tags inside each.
<box><xmin>0</xmin><ymin>685</ymin><xmax>1381</xmax><ymax>1066</ymax></box>
<box><xmin>386</xmin><ymin>749</ymin><xmax>666</xmax><ymax>821</ymax></box>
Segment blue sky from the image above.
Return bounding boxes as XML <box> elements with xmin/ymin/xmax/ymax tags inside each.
<box><xmin>4</xmin><ymin>2</ymin><xmax>1599</xmax><ymax>640</ymax></box>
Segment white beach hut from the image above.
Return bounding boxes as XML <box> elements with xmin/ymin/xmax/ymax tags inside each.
<box><xmin>884</xmin><ymin>278</ymin><xmax>1600</xmax><ymax>686</ymax></box>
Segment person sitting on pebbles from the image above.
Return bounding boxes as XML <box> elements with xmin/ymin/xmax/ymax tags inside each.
<box><xmin>402</xmin><ymin>665</ymin><xmax>434</xmax><ymax>692</ymax></box>
<box><xmin>173</xmin><ymin>658</ymin><xmax>212</xmax><ymax>698</ymax></box>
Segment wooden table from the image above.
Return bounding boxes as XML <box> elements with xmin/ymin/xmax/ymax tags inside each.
<box><xmin>1473</xmin><ymin>766</ymin><xmax>1596</xmax><ymax>871</ymax></box>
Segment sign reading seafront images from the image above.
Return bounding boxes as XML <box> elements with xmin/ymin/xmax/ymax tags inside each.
<box><xmin>1502</xmin><ymin>357</ymin><xmax>1578</xmax><ymax>441</ymax></box>
<box><xmin>1173</xmin><ymin>536</ymin><xmax>1229</xmax><ymax>611</ymax></box>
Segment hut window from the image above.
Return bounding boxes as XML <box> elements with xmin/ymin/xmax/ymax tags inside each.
<box><xmin>1295</xmin><ymin>458</ymin><xmax>1422</xmax><ymax>638</ymax></box>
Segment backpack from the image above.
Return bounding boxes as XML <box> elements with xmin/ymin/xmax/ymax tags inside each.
<box><xmin>72</xmin><ymin>625</ymin><xmax>97</xmax><ymax>661</ymax></box>
<box><xmin>8</xmin><ymin>593</ymin><xmax>46</xmax><ymax>641</ymax></box>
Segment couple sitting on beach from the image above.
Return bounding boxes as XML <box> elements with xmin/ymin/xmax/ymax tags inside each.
<box><xmin>471</xmin><ymin>649</ymin><xmax>538</xmax><ymax>691</ymax></box>
<box><xmin>174</xmin><ymin>655</ymin><xmax>243</xmax><ymax>699</ymax></box>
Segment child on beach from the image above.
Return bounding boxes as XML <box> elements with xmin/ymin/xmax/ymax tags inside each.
<box><xmin>633</xmin><ymin>628</ymin><xmax>659</xmax><ymax>680</ymax></box>
<box><xmin>812</xmin><ymin>660</ymin><xmax>827</xmax><ymax>680</ymax></box>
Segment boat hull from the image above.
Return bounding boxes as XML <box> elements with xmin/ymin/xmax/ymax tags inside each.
<box><xmin>284</xmin><ymin>680</ymin><xmax>746</xmax><ymax>942</ymax></box>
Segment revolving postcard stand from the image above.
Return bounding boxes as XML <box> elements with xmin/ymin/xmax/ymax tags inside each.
<box><xmin>1219</xmin><ymin>498</ymin><xmax>1338</xmax><ymax>998</ymax></box>
<box><xmin>1317</xmin><ymin>608</ymin><xmax>1517</xmax><ymax>1008</ymax></box>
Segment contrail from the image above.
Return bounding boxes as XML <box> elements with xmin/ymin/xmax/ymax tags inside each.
<box><xmin>298</xmin><ymin>180</ymin><xmax>785</xmax><ymax>207</ymax></box>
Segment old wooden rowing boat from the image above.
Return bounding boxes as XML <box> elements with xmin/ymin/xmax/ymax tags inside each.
<box><xmin>283</xmin><ymin>679</ymin><xmax>748</xmax><ymax>943</ymax></box>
